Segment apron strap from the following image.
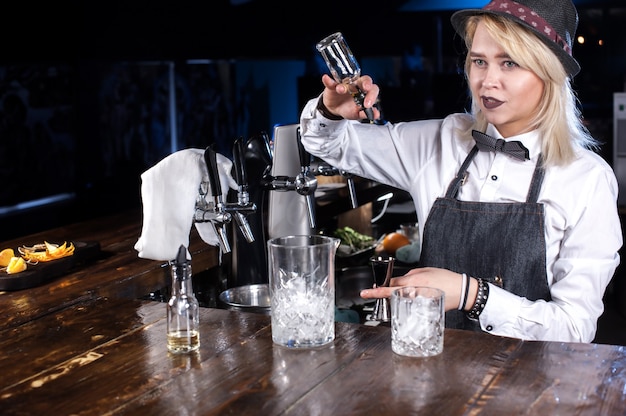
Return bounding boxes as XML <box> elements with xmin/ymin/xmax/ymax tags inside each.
<box><xmin>445</xmin><ymin>146</ymin><xmax>479</xmax><ymax>199</ymax></box>
<box><xmin>446</xmin><ymin>146</ymin><xmax>545</xmax><ymax>203</ymax></box>
<box><xmin>526</xmin><ymin>154</ymin><xmax>545</xmax><ymax>203</ymax></box>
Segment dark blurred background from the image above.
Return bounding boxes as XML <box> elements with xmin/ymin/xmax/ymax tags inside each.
<box><xmin>1</xmin><ymin>0</ymin><xmax>625</xmax><ymax>239</ymax></box>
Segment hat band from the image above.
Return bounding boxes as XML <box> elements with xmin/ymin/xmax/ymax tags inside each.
<box><xmin>483</xmin><ymin>0</ymin><xmax>572</xmax><ymax>56</ymax></box>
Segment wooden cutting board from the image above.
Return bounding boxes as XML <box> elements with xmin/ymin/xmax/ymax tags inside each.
<box><xmin>0</xmin><ymin>241</ymin><xmax>101</xmax><ymax>291</ymax></box>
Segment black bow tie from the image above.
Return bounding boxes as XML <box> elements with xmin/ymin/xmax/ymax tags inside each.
<box><xmin>472</xmin><ymin>130</ymin><xmax>530</xmax><ymax>161</ymax></box>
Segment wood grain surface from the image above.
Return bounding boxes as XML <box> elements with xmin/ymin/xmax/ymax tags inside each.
<box><xmin>0</xmin><ymin>209</ymin><xmax>624</xmax><ymax>415</ymax></box>
<box><xmin>1</xmin><ymin>299</ymin><xmax>624</xmax><ymax>415</ymax></box>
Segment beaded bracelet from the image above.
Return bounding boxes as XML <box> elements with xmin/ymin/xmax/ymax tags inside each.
<box><xmin>466</xmin><ymin>278</ymin><xmax>489</xmax><ymax>320</ymax></box>
<box><xmin>316</xmin><ymin>98</ymin><xmax>344</xmax><ymax>121</ymax></box>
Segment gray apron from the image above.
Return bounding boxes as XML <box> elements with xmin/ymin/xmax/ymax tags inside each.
<box><xmin>418</xmin><ymin>146</ymin><xmax>551</xmax><ymax>330</ymax></box>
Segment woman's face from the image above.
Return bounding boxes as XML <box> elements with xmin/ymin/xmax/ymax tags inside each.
<box><xmin>468</xmin><ymin>21</ymin><xmax>544</xmax><ymax>137</ymax></box>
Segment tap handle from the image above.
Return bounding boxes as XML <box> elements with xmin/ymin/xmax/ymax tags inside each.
<box><xmin>209</xmin><ymin>221</ymin><xmax>231</xmax><ymax>253</ymax></box>
<box><xmin>305</xmin><ymin>194</ymin><xmax>316</xmax><ymax>229</ymax></box>
<box><xmin>296</xmin><ymin>127</ymin><xmax>311</xmax><ymax>169</ymax></box>
<box><xmin>233</xmin><ymin>136</ymin><xmax>247</xmax><ymax>187</ymax></box>
<box><xmin>347</xmin><ymin>175</ymin><xmax>358</xmax><ymax>209</ymax></box>
<box><xmin>340</xmin><ymin>171</ymin><xmax>358</xmax><ymax>209</ymax></box>
<box><xmin>261</xmin><ymin>130</ymin><xmax>274</xmax><ymax>161</ymax></box>
<box><xmin>233</xmin><ymin>211</ymin><xmax>255</xmax><ymax>243</ymax></box>
<box><xmin>204</xmin><ymin>144</ymin><xmax>222</xmax><ymax>198</ymax></box>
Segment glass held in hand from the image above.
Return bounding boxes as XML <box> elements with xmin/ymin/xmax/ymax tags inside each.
<box><xmin>316</xmin><ymin>32</ymin><xmax>374</xmax><ymax>121</ymax></box>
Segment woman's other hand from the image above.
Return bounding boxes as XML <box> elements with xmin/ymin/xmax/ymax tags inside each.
<box><xmin>360</xmin><ymin>267</ymin><xmax>471</xmax><ymax>312</ymax></box>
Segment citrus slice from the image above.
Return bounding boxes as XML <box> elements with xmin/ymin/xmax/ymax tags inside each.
<box><xmin>7</xmin><ymin>256</ymin><xmax>27</xmax><ymax>274</ymax></box>
<box><xmin>0</xmin><ymin>248</ymin><xmax>15</xmax><ymax>267</ymax></box>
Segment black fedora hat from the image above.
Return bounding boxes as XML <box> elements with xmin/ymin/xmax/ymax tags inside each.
<box><xmin>451</xmin><ymin>0</ymin><xmax>580</xmax><ymax>77</ymax></box>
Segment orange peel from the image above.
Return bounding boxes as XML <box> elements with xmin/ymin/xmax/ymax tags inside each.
<box><xmin>18</xmin><ymin>241</ymin><xmax>75</xmax><ymax>263</ymax></box>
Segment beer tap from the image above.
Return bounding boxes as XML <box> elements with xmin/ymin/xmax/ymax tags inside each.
<box><xmin>315</xmin><ymin>163</ymin><xmax>359</xmax><ymax>209</ymax></box>
<box><xmin>195</xmin><ymin>144</ymin><xmax>232</xmax><ymax>253</ymax></box>
<box><xmin>295</xmin><ymin>128</ymin><xmax>317</xmax><ymax>229</ymax></box>
<box><xmin>227</xmin><ymin>131</ymin><xmax>272</xmax><ymax>289</ymax></box>
<box><xmin>230</xmin><ymin>137</ymin><xmax>256</xmax><ymax>243</ymax></box>
<box><xmin>262</xmin><ymin>126</ymin><xmax>317</xmax><ymax>230</ymax></box>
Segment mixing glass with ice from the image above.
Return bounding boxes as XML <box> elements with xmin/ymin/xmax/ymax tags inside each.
<box><xmin>267</xmin><ymin>235</ymin><xmax>339</xmax><ymax>348</ymax></box>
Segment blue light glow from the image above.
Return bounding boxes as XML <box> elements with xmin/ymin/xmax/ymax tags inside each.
<box><xmin>399</xmin><ymin>0</ymin><xmax>489</xmax><ymax>11</ymax></box>
<box><xmin>0</xmin><ymin>193</ymin><xmax>76</xmax><ymax>216</ymax></box>
<box><xmin>399</xmin><ymin>0</ymin><xmax>600</xmax><ymax>11</ymax></box>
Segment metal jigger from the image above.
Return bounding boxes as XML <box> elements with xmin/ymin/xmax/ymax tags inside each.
<box><xmin>369</xmin><ymin>256</ymin><xmax>395</xmax><ymax>322</ymax></box>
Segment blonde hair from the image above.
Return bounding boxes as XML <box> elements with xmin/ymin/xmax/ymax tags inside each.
<box><xmin>462</xmin><ymin>15</ymin><xmax>598</xmax><ymax>167</ymax></box>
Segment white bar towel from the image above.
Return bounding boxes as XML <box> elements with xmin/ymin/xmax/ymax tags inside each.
<box><xmin>134</xmin><ymin>148</ymin><xmax>237</xmax><ymax>261</ymax></box>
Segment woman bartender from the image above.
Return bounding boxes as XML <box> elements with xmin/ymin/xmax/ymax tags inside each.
<box><xmin>299</xmin><ymin>0</ymin><xmax>622</xmax><ymax>342</ymax></box>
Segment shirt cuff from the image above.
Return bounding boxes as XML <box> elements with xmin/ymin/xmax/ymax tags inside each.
<box><xmin>316</xmin><ymin>97</ymin><xmax>344</xmax><ymax>120</ymax></box>
<box><xmin>478</xmin><ymin>283</ymin><xmax>523</xmax><ymax>336</ymax></box>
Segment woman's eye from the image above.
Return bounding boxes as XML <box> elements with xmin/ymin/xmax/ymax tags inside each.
<box><xmin>503</xmin><ymin>61</ymin><xmax>519</xmax><ymax>68</ymax></box>
<box><xmin>472</xmin><ymin>59</ymin><xmax>485</xmax><ymax>66</ymax></box>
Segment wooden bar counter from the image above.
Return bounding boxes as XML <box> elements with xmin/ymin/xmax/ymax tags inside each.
<box><xmin>1</xmin><ymin>211</ymin><xmax>625</xmax><ymax>415</ymax></box>
<box><xmin>0</xmin><ymin>209</ymin><xmax>219</xmax><ymax>330</ymax></box>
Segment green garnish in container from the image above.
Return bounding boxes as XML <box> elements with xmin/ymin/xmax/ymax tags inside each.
<box><xmin>334</xmin><ymin>227</ymin><xmax>376</xmax><ymax>253</ymax></box>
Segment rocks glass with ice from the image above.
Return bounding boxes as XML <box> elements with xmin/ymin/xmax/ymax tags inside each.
<box><xmin>268</xmin><ymin>235</ymin><xmax>339</xmax><ymax>348</ymax></box>
<box><xmin>391</xmin><ymin>286</ymin><xmax>444</xmax><ymax>357</ymax></box>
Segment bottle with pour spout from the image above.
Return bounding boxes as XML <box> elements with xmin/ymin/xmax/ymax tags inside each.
<box><xmin>167</xmin><ymin>244</ymin><xmax>200</xmax><ymax>353</ymax></box>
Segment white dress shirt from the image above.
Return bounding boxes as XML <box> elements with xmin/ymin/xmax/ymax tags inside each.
<box><xmin>300</xmin><ymin>97</ymin><xmax>622</xmax><ymax>342</ymax></box>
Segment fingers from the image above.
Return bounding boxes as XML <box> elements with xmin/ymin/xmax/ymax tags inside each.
<box><xmin>360</xmin><ymin>269</ymin><xmax>420</xmax><ymax>299</ymax></box>
<box><xmin>360</xmin><ymin>287</ymin><xmax>394</xmax><ymax>299</ymax></box>
<box><xmin>320</xmin><ymin>73</ymin><xmax>380</xmax><ymax>120</ymax></box>
<box><xmin>360</xmin><ymin>276</ymin><xmax>413</xmax><ymax>299</ymax></box>
<box><xmin>360</xmin><ymin>268</ymin><xmax>461</xmax><ymax>301</ymax></box>
<box><xmin>322</xmin><ymin>74</ymin><xmax>379</xmax><ymax>100</ymax></box>
<box><xmin>358</xmin><ymin>75</ymin><xmax>374</xmax><ymax>91</ymax></box>
<box><xmin>358</xmin><ymin>76</ymin><xmax>380</xmax><ymax>109</ymax></box>
<box><xmin>321</xmin><ymin>74</ymin><xmax>348</xmax><ymax>94</ymax></box>
<box><xmin>321</xmin><ymin>73</ymin><xmax>338</xmax><ymax>88</ymax></box>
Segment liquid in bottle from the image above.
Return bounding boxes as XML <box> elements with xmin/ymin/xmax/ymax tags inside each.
<box><xmin>167</xmin><ymin>245</ymin><xmax>200</xmax><ymax>353</ymax></box>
